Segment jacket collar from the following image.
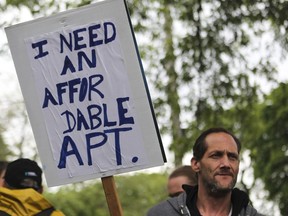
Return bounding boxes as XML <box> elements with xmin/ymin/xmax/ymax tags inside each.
<box><xmin>183</xmin><ymin>185</ymin><xmax>250</xmax><ymax>216</ymax></box>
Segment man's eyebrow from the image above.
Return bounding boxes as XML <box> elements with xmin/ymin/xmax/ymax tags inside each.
<box><xmin>227</xmin><ymin>152</ymin><xmax>239</xmax><ymax>157</ymax></box>
<box><xmin>209</xmin><ymin>150</ymin><xmax>238</xmax><ymax>155</ymax></box>
<box><xmin>207</xmin><ymin>151</ymin><xmax>223</xmax><ymax>157</ymax></box>
<box><xmin>209</xmin><ymin>150</ymin><xmax>224</xmax><ymax>154</ymax></box>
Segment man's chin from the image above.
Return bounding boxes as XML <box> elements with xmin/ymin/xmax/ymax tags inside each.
<box><xmin>215</xmin><ymin>176</ymin><xmax>236</xmax><ymax>188</ymax></box>
<box><xmin>209</xmin><ymin>186</ymin><xmax>232</xmax><ymax>197</ymax></box>
<box><xmin>208</xmin><ymin>181</ymin><xmax>235</xmax><ymax>196</ymax></box>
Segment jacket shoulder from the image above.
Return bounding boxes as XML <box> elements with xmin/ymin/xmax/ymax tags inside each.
<box><xmin>239</xmin><ymin>204</ymin><xmax>265</xmax><ymax>216</ymax></box>
<box><xmin>147</xmin><ymin>199</ymin><xmax>175</xmax><ymax>216</ymax></box>
<box><xmin>146</xmin><ymin>193</ymin><xmax>187</xmax><ymax>216</ymax></box>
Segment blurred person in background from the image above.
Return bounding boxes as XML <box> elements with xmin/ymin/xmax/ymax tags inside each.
<box><xmin>147</xmin><ymin>165</ymin><xmax>197</xmax><ymax>214</ymax></box>
<box><xmin>0</xmin><ymin>158</ymin><xmax>65</xmax><ymax>216</ymax></box>
<box><xmin>167</xmin><ymin>165</ymin><xmax>197</xmax><ymax>198</ymax></box>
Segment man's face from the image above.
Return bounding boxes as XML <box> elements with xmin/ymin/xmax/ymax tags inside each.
<box><xmin>195</xmin><ymin>132</ymin><xmax>240</xmax><ymax>196</ymax></box>
<box><xmin>167</xmin><ymin>176</ymin><xmax>190</xmax><ymax>197</ymax></box>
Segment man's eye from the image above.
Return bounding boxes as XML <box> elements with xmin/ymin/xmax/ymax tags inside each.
<box><xmin>211</xmin><ymin>154</ymin><xmax>220</xmax><ymax>158</ymax></box>
<box><xmin>229</xmin><ymin>154</ymin><xmax>239</xmax><ymax>161</ymax></box>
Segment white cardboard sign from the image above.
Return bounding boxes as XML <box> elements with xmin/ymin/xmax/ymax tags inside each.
<box><xmin>5</xmin><ymin>0</ymin><xmax>166</xmax><ymax>187</ymax></box>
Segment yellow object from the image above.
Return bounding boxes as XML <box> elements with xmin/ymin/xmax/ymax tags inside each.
<box><xmin>0</xmin><ymin>187</ymin><xmax>64</xmax><ymax>216</ymax></box>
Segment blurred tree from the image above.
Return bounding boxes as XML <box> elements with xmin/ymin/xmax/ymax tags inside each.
<box><xmin>45</xmin><ymin>181</ymin><xmax>107</xmax><ymax>216</ymax></box>
<box><xmin>45</xmin><ymin>173</ymin><xmax>168</xmax><ymax>216</ymax></box>
<box><xmin>0</xmin><ymin>98</ymin><xmax>22</xmax><ymax>160</ymax></box>
<box><xmin>123</xmin><ymin>0</ymin><xmax>287</xmax><ymax>169</ymax></box>
<box><xmin>0</xmin><ymin>134</ymin><xmax>10</xmax><ymax>160</ymax></box>
<box><xmin>250</xmin><ymin>83</ymin><xmax>288</xmax><ymax>215</ymax></box>
<box><xmin>0</xmin><ymin>97</ymin><xmax>36</xmax><ymax>159</ymax></box>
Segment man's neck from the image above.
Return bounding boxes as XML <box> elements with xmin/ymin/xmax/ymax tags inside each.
<box><xmin>196</xmin><ymin>186</ymin><xmax>232</xmax><ymax>216</ymax></box>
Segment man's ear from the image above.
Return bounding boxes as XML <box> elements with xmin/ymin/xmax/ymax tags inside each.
<box><xmin>191</xmin><ymin>157</ymin><xmax>200</xmax><ymax>173</ymax></box>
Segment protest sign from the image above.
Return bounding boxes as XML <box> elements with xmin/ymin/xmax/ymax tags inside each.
<box><xmin>5</xmin><ymin>0</ymin><xmax>166</xmax><ymax>187</ymax></box>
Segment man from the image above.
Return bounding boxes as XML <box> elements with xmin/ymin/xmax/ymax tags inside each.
<box><xmin>0</xmin><ymin>158</ymin><xmax>65</xmax><ymax>216</ymax></box>
<box><xmin>167</xmin><ymin>165</ymin><xmax>197</xmax><ymax>198</ymax></box>
<box><xmin>147</xmin><ymin>127</ymin><xmax>262</xmax><ymax>216</ymax></box>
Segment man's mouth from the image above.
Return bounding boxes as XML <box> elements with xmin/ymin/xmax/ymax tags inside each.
<box><xmin>216</xmin><ymin>172</ymin><xmax>233</xmax><ymax>177</ymax></box>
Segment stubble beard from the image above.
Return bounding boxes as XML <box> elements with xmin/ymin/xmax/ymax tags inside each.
<box><xmin>204</xmin><ymin>176</ymin><xmax>237</xmax><ymax>197</ymax></box>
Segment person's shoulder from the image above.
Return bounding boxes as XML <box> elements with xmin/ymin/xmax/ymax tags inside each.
<box><xmin>146</xmin><ymin>199</ymin><xmax>172</xmax><ymax>216</ymax></box>
<box><xmin>51</xmin><ymin>210</ymin><xmax>65</xmax><ymax>216</ymax></box>
<box><xmin>0</xmin><ymin>187</ymin><xmax>9</xmax><ymax>193</ymax></box>
<box><xmin>147</xmin><ymin>196</ymin><xmax>180</xmax><ymax>216</ymax></box>
<box><xmin>146</xmin><ymin>193</ymin><xmax>187</xmax><ymax>216</ymax></box>
<box><xmin>240</xmin><ymin>204</ymin><xmax>265</xmax><ymax>216</ymax></box>
<box><xmin>0</xmin><ymin>187</ymin><xmax>38</xmax><ymax>198</ymax></box>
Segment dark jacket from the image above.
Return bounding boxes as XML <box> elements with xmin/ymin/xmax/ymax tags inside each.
<box><xmin>147</xmin><ymin>185</ymin><xmax>263</xmax><ymax>216</ymax></box>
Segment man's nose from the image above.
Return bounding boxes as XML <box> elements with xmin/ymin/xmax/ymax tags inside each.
<box><xmin>219</xmin><ymin>155</ymin><xmax>230</xmax><ymax>168</ymax></box>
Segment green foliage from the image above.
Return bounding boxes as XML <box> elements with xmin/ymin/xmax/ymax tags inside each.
<box><xmin>0</xmin><ymin>134</ymin><xmax>10</xmax><ymax>160</ymax></box>
<box><xmin>45</xmin><ymin>173</ymin><xmax>168</xmax><ymax>216</ymax></box>
<box><xmin>126</xmin><ymin>0</ymin><xmax>286</xmax><ymax>168</ymax></box>
<box><xmin>45</xmin><ymin>181</ymin><xmax>109</xmax><ymax>216</ymax></box>
<box><xmin>251</xmin><ymin>83</ymin><xmax>288</xmax><ymax>215</ymax></box>
<box><xmin>117</xmin><ymin>173</ymin><xmax>168</xmax><ymax>215</ymax></box>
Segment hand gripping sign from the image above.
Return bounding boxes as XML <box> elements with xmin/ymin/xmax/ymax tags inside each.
<box><xmin>5</xmin><ymin>0</ymin><xmax>166</xmax><ymax>188</ymax></box>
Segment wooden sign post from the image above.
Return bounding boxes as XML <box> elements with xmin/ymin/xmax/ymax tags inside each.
<box><xmin>102</xmin><ymin>176</ymin><xmax>123</xmax><ymax>216</ymax></box>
